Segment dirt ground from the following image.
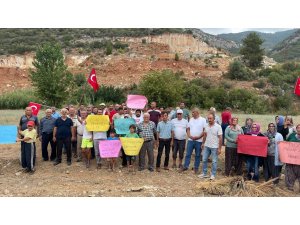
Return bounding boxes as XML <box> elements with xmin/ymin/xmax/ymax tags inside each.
<box><xmin>0</xmin><ymin>142</ymin><xmax>298</xmax><ymax>197</ymax></box>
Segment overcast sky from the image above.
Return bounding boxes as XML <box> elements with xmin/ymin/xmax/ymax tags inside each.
<box><xmin>201</xmin><ymin>28</ymin><xmax>294</xmax><ymax>35</ymax></box>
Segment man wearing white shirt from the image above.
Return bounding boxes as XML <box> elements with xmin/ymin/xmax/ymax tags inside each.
<box><xmin>171</xmin><ymin>109</ymin><xmax>188</xmax><ymax>169</ymax></box>
<box><xmin>181</xmin><ymin>108</ymin><xmax>206</xmax><ymax>174</ymax></box>
<box><xmin>73</xmin><ymin>110</ymin><xmax>86</xmax><ymax>162</ymax></box>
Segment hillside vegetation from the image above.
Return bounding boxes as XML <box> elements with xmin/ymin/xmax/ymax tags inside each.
<box><xmin>0</xmin><ymin>28</ymin><xmax>187</xmax><ymax>55</ymax></box>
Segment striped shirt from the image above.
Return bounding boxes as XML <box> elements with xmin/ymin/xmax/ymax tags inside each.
<box><xmin>137</xmin><ymin>121</ymin><xmax>157</xmax><ymax>141</ymax></box>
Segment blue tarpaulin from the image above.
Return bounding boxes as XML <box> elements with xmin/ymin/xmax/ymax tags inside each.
<box><xmin>0</xmin><ymin>125</ymin><xmax>17</xmax><ymax>144</ymax></box>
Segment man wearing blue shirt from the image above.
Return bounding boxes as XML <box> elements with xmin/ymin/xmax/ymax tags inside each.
<box><xmin>156</xmin><ymin>111</ymin><xmax>173</xmax><ymax>171</ymax></box>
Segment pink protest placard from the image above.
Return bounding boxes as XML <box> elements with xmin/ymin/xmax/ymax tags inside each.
<box><xmin>278</xmin><ymin>141</ymin><xmax>300</xmax><ymax>165</ymax></box>
<box><xmin>99</xmin><ymin>140</ymin><xmax>121</xmax><ymax>158</ymax></box>
<box><xmin>126</xmin><ymin>95</ymin><xmax>148</xmax><ymax>109</ymax></box>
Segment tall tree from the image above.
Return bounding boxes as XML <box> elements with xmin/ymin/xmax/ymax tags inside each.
<box><xmin>30</xmin><ymin>43</ymin><xmax>74</xmax><ymax>107</ymax></box>
<box><xmin>240</xmin><ymin>32</ymin><xmax>264</xmax><ymax>69</ymax></box>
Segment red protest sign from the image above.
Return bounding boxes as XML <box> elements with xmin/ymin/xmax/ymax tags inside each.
<box><xmin>237</xmin><ymin>135</ymin><xmax>268</xmax><ymax>157</ymax></box>
<box><xmin>278</xmin><ymin>141</ymin><xmax>300</xmax><ymax>165</ymax></box>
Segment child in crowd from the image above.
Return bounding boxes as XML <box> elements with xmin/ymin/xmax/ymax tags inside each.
<box><xmin>125</xmin><ymin>124</ymin><xmax>140</xmax><ymax>172</ymax></box>
<box><xmin>81</xmin><ymin>119</ymin><xmax>93</xmax><ymax>168</ymax></box>
<box><xmin>16</xmin><ymin>121</ymin><xmax>37</xmax><ymax>174</ymax></box>
<box><xmin>107</xmin><ymin>129</ymin><xmax>119</xmax><ymax>171</ymax></box>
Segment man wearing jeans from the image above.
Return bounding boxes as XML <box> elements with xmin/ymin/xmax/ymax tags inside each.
<box><xmin>171</xmin><ymin>109</ymin><xmax>188</xmax><ymax>169</ymax></box>
<box><xmin>181</xmin><ymin>107</ymin><xmax>206</xmax><ymax>174</ymax></box>
<box><xmin>198</xmin><ymin>113</ymin><xmax>222</xmax><ymax>180</ymax></box>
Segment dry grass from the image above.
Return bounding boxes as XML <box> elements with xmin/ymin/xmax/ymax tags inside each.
<box><xmin>195</xmin><ymin>176</ymin><xmax>296</xmax><ymax>197</ymax></box>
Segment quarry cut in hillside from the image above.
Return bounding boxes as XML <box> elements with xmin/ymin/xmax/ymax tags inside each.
<box><xmin>0</xmin><ymin>33</ymin><xmax>231</xmax><ymax>93</ymax></box>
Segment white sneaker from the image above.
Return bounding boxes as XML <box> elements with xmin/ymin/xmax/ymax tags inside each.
<box><xmin>210</xmin><ymin>175</ymin><xmax>215</xmax><ymax>180</ymax></box>
<box><xmin>198</xmin><ymin>173</ymin><xmax>209</xmax><ymax>179</ymax></box>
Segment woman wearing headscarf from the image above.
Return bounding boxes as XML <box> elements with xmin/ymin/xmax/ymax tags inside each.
<box><xmin>242</xmin><ymin>118</ymin><xmax>253</xmax><ymax>135</ymax></box>
<box><xmin>284</xmin><ymin>116</ymin><xmax>296</xmax><ymax>139</ymax></box>
<box><xmin>262</xmin><ymin>123</ymin><xmax>283</xmax><ymax>184</ymax></box>
<box><xmin>245</xmin><ymin>122</ymin><xmax>264</xmax><ymax>182</ymax></box>
<box><xmin>275</xmin><ymin>115</ymin><xmax>289</xmax><ymax>140</ymax></box>
<box><xmin>285</xmin><ymin>124</ymin><xmax>300</xmax><ymax>191</ymax></box>
<box><xmin>224</xmin><ymin>117</ymin><xmax>244</xmax><ymax>176</ymax></box>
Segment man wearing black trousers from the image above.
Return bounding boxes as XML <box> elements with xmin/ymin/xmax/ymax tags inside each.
<box><xmin>39</xmin><ymin>108</ymin><xmax>57</xmax><ymax>161</ymax></box>
<box><xmin>53</xmin><ymin>108</ymin><xmax>76</xmax><ymax>166</ymax></box>
<box><xmin>156</xmin><ymin>111</ymin><xmax>173</xmax><ymax>171</ymax></box>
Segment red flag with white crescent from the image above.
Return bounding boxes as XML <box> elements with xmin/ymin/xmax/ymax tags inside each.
<box><xmin>28</xmin><ymin>102</ymin><xmax>42</xmax><ymax>116</ymax></box>
<box><xmin>294</xmin><ymin>77</ymin><xmax>300</xmax><ymax>96</ymax></box>
<box><xmin>87</xmin><ymin>68</ymin><xmax>99</xmax><ymax>92</ymax></box>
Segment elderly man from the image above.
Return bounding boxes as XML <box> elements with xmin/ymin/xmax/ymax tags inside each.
<box><xmin>137</xmin><ymin>113</ymin><xmax>157</xmax><ymax>172</ymax></box>
<box><xmin>198</xmin><ymin>113</ymin><xmax>223</xmax><ymax>180</ymax></box>
<box><xmin>53</xmin><ymin>108</ymin><xmax>76</xmax><ymax>166</ymax></box>
<box><xmin>39</xmin><ymin>108</ymin><xmax>57</xmax><ymax>161</ymax></box>
<box><xmin>171</xmin><ymin>109</ymin><xmax>188</xmax><ymax>169</ymax></box>
<box><xmin>18</xmin><ymin>107</ymin><xmax>39</xmax><ymax>164</ymax></box>
<box><xmin>181</xmin><ymin>108</ymin><xmax>206</xmax><ymax>174</ymax></box>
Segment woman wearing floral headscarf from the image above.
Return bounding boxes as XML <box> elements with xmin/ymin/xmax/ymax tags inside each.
<box><xmin>224</xmin><ymin>117</ymin><xmax>244</xmax><ymax>176</ymax></box>
<box><xmin>262</xmin><ymin>123</ymin><xmax>283</xmax><ymax>184</ymax></box>
<box><xmin>285</xmin><ymin>124</ymin><xmax>300</xmax><ymax>191</ymax></box>
<box><xmin>245</xmin><ymin>122</ymin><xmax>264</xmax><ymax>182</ymax></box>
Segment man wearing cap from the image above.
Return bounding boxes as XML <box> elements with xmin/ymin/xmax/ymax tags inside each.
<box><xmin>39</xmin><ymin>108</ymin><xmax>57</xmax><ymax>161</ymax></box>
<box><xmin>18</xmin><ymin>107</ymin><xmax>39</xmax><ymax>162</ymax></box>
<box><xmin>53</xmin><ymin>108</ymin><xmax>76</xmax><ymax>166</ymax></box>
<box><xmin>171</xmin><ymin>109</ymin><xmax>188</xmax><ymax>169</ymax></box>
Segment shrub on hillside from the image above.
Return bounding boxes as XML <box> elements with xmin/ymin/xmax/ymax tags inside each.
<box><xmin>253</xmin><ymin>79</ymin><xmax>266</xmax><ymax>89</ymax></box>
<box><xmin>139</xmin><ymin>70</ymin><xmax>185</xmax><ymax>107</ymax></box>
<box><xmin>226</xmin><ymin>60</ymin><xmax>256</xmax><ymax>81</ymax></box>
<box><xmin>273</xmin><ymin>93</ymin><xmax>293</xmax><ymax>111</ymax></box>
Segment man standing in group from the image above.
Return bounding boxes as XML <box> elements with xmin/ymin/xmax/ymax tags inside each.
<box><xmin>147</xmin><ymin>101</ymin><xmax>161</xmax><ymax>126</ymax></box>
<box><xmin>51</xmin><ymin>107</ymin><xmax>60</xmax><ymax>119</ymax></box>
<box><xmin>181</xmin><ymin>108</ymin><xmax>206</xmax><ymax>174</ymax></box>
<box><xmin>53</xmin><ymin>108</ymin><xmax>76</xmax><ymax>166</ymax></box>
<box><xmin>73</xmin><ymin>110</ymin><xmax>87</xmax><ymax>162</ymax></box>
<box><xmin>107</xmin><ymin>104</ymin><xmax>117</xmax><ymax>124</ymax></box>
<box><xmin>18</xmin><ymin>107</ymin><xmax>39</xmax><ymax>161</ymax></box>
<box><xmin>221</xmin><ymin>107</ymin><xmax>232</xmax><ymax>145</ymax></box>
<box><xmin>198</xmin><ymin>113</ymin><xmax>222</xmax><ymax>180</ymax></box>
<box><xmin>68</xmin><ymin>107</ymin><xmax>79</xmax><ymax>158</ymax></box>
<box><xmin>39</xmin><ymin>108</ymin><xmax>57</xmax><ymax>161</ymax></box>
<box><xmin>156</xmin><ymin>111</ymin><xmax>173</xmax><ymax>172</ymax></box>
<box><xmin>137</xmin><ymin>113</ymin><xmax>157</xmax><ymax>172</ymax></box>
<box><xmin>171</xmin><ymin>102</ymin><xmax>190</xmax><ymax>121</ymax></box>
<box><xmin>171</xmin><ymin>109</ymin><xmax>188</xmax><ymax>169</ymax></box>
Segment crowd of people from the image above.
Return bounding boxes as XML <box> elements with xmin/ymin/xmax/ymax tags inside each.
<box><xmin>16</xmin><ymin>101</ymin><xmax>300</xmax><ymax>191</ymax></box>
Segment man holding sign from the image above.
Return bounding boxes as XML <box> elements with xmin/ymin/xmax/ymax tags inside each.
<box><xmin>284</xmin><ymin>124</ymin><xmax>300</xmax><ymax>191</ymax></box>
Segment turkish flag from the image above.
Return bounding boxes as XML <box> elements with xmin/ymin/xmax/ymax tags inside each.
<box><xmin>28</xmin><ymin>102</ymin><xmax>42</xmax><ymax>116</ymax></box>
<box><xmin>237</xmin><ymin>135</ymin><xmax>268</xmax><ymax>157</ymax></box>
<box><xmin>87</xmin><ymin>68</ymin><xmax>99</xmax><ymax>92</ymax></box>
<box><xmin>294</xmin><ymin>77</ymin><xmax>300</xmax><ymax>96</ymax></box>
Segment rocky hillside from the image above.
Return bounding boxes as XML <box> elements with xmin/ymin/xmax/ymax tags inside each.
<box><xmin>269</xmin><ymin>29</ymin><xmax>300</xmax><ymax>62</ymax></box>
<box><xmin>218</xmin><ymin>29</ymin><xmax>297</xmax><ymax>52</ymax></box>
<box><xmin>0</xmin><ymin>31</ymin><xmax>231</xmax><ymax>93</ymax></box>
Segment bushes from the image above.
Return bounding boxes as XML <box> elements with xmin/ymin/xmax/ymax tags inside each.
<box><xmin>226</xmin><ymin>60</ymin><xmax>256</xmax><ymax>81</ymax></box>
<box><xmin>273</xmin><ymin>93</ymin><xmax>293</xmax><ymax>111</ymax></box>
<box><xmin>139</xmin><ymin>70</ymin><xmax>185</xmax><ymax>107</ymax></box>
<box><xmin>253</xmin><ymin>79</ymin><xmax>267</xmax><ymax>89</ymax></box>
<box><xmin>0</xmin><ymin>89</ymin><xmax>41</xmax><ymax>109</ymax></box>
